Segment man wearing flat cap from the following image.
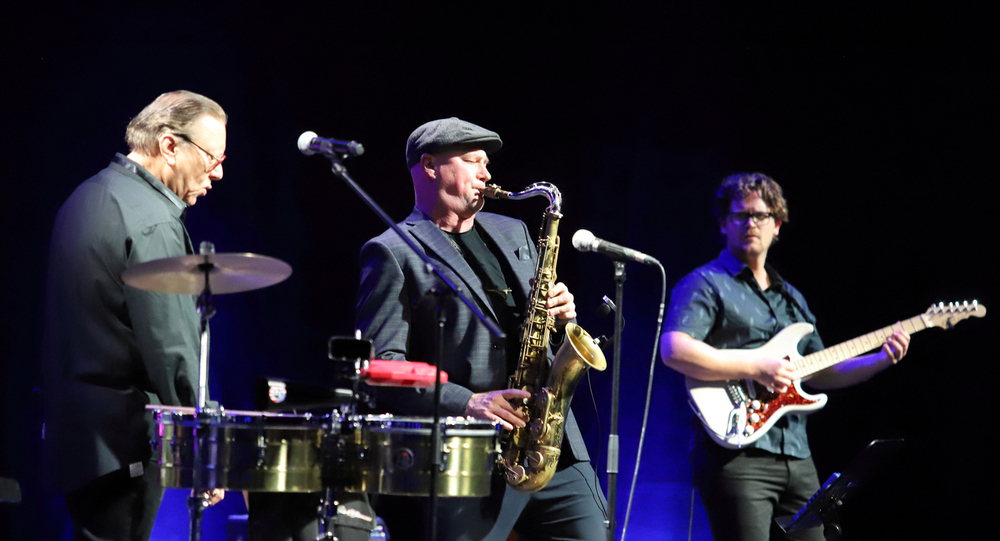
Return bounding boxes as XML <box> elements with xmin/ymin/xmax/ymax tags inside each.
<box><xmin>356</xmin><ymin>118</ymin><xmax>608</xmax><ymax>540</ymax></box>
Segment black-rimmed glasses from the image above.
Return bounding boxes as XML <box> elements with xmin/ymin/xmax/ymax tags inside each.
<box><xmin>728</xmin><ymin>211</ymin><xmax>774</xmax><ymax>225</ymax></box>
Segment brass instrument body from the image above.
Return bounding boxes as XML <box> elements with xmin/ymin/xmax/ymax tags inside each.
<box><xmin>484</xmin><ymin>182</ymin><xmax>607</xmax><ymax>493</ymax></box>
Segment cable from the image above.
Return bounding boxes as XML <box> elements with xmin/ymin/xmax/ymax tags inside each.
<box><xmin>619</xmin><ymin>261</ymin><xmax>667</xmax><ymax>541</ymax></box>
<box><xmin>586</xmin><ymin>294</ymin><xmax>624</xmax><ymax>523</ymax></box>
<box><xmin>688</xmin><ymin>484</ymin><xmax>696</xmax><ymax>541</ymax></box>
<box><xmin>585</xmin><ymin>371</ymin><xmax>610</xmax><ymax>520</ymax></box>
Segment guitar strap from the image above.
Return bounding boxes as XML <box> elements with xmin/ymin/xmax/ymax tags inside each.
<box><xmin>783</xmin><ymin>292</ymin><xmax>816</xmax><ymax>327</ymax></box>
<box><xmin>762</xmin><ymin>264</ymin><xmax>817</xmax><ymax>327</ymax></box>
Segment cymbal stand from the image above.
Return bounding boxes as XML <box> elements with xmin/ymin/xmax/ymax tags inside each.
<box><xmin>188</xmin><ymin>241</ymin><xmax>218</xmax><ymax>541</ymax></box>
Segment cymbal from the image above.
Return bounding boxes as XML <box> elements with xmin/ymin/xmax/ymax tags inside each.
<box><xmin>122</xmin><ymin>253</ymin><xmax>292</xmax><ymax>295</ymax></box>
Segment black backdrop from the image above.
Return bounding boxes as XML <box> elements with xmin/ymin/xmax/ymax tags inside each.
<box><xmin>2</xmin><ymin>3</ymin><xmax>995</xmax><ymax>540</ymax></box>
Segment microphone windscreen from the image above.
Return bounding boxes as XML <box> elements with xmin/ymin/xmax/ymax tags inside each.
<box><xmin>297</xmin><ymin>131</ymin><xmax>318</xmax><ymax>154</ymax></box>
<box><xmin>571</xmin><ymin>229</ymin><xmax>595</xmax><ymax>251</ymax></box>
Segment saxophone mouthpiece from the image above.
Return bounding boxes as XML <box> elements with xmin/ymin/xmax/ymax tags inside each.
<box><xmin>482</xmin><ymin>184</ymin><xmax>511</xmax><ymax>199</ymax></box>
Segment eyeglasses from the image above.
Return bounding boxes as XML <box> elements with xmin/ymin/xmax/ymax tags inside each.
<box><xmin>728</xmin><ymin>211</ymin><xmax>774</xmax><ymax>225</ymax></box>
<box><xmin>173</xmin><ymin>133</ymin><xmax>226</xmax><ymax>169</ymax></box>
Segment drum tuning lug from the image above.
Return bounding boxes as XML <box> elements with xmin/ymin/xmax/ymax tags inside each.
<box><xmin>440</xmin><ymin>444</ymin><xmax>452</xmax><ymax>470</ymax></box>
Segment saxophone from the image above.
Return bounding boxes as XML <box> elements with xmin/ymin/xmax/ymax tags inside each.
<box><xmin>483</xmin><ymin>182</ymin><xmax>607</xmax><ymax>493</ymax></box>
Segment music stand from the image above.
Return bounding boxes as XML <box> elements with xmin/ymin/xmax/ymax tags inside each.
<box><xmin>775</xmin><ymin>438</ymin><xmax>905</xmax><ymax>541</ymax></box>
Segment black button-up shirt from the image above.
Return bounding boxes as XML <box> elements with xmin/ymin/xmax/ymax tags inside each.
<box><xmin>42</xmin><ymin>154</ymin><xmax>200</xmax><ymax>492</ymax></box>
<box><xmin>664</xmin><ymin>249</ymin><xmax>823</xmax><ymax>458</ymax></box>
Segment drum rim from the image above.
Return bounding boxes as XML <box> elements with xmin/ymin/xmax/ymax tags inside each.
<box><xmin>147</xmin><ymin>404</ymin><xmax>316</xmax><ymax>420</ymax></box>
<box><xmin>351</xmin><ymin>414</ymin><xmax>497</xmax><ymax>426</ymax></box>
<box><xmin>365</xmin><ymin>426</ymin><xmax>499</xmax><ymax>436</ymax></box>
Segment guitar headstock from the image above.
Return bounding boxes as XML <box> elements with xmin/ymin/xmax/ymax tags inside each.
<box><xmin>923</xmin><ymin>300</ymin><xmax>986</xmax><ymax>330</ymax></box>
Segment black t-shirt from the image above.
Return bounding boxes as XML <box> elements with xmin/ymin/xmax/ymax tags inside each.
<box><xmin>446</xmin><ymin>223</ymin><xmax>525</xmax><ymax>373</ymax></box>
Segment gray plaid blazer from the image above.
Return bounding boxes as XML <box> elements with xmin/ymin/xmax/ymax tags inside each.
<box><xmin>356</xmin><ymin>208</ymin><xmax>590</xmax><ymax>462</ymax></box>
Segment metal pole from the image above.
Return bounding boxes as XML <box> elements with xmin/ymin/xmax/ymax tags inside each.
<box><xmin>606</xmin><ymin>261</ymin><xmax>626</xmax><ymax>541</ymax></box>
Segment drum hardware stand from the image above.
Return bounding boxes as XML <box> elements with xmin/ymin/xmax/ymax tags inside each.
<box><xmin>316</xmin><ymin>412</ymin><xmax>347</xmax><ymax>541</ymax></box>
<box><xmin>317</xmin><ymin>338</ymin><xmax>377</xmax><ymax>540</ymax></box>
<box><xmin>317</xmin><ymin>487</ymin><xmax>341</xmax><ymax>541</ymax></box>
<box><xmin>305</xmin><ymin>140</ymin><xmax>505</xmax><ymax>541</ymax></box>
<box><xmin>122</xmin><ymin>242</ymin><xmax>293</xmax><ymax>541</ymax></box>
<box><xmin>189</xmin><ymin>241</ymin><xmax>218</xmax><ymax>541</ymax></box>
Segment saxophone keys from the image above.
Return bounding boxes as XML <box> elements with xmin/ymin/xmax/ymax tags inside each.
<box><xmin>506</xmin><ymin>465</ymin><xmax>527</xmax><ymax>485</ymax></box>
<box><xmin>529</xmin><ymin>418</ymin><xmax>547</xmax><ymax>440</ymax></box>
<box><xmin>527</xmin><ymin>450</ymin><xmax>546</xmax><ymax>470</ymax></box>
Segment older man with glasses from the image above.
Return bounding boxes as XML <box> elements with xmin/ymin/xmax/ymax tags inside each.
<box><xmin>660</xmin><ymin>173</ymin><xmax>910</xmax><ymax>541</ymax></box>
<box><xmin>42</xmin><ymin>90</ymin><xmax>228</xmax><ymax>541</ymax></box>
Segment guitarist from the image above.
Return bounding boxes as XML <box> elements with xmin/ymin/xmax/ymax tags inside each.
<box><xmin>659</xmin><ymin>172</ymin><xmax>909</xmax><ymax>541</ymax></box>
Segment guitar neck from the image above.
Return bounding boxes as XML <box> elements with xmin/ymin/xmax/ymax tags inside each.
<box><xmin>794</xmin><ymin>313</ymin><xmax>928</xmax><ymax>378</ymax></box>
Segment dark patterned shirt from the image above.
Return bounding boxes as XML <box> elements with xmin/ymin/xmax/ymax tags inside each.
<box><xmin>664</xmin><ymin>249</ymin><xmax>823</xmax><ymax>458</ymax></box>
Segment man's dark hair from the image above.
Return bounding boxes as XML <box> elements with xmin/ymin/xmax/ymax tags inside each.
<box><xmin>715</xmin><ymin>172</ymin><xmax>789</xmax><ymax>223</ymax></box>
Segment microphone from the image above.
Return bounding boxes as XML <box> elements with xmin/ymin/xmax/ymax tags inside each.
<box><xmin>571</xmin><ymin>229</ymin><xmax>660</xmax><ymax>265</ymax></box>
<box><xmin>298</xmin><ymin>131</ymin><xmax>365</xmax><ymax>158</ymax></box>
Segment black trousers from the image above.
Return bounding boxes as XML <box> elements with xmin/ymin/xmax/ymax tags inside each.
<box><xmin>691</xmin><ymin>446</ymin><xmax>824</xmax><ymax>541</ymax></box>
<box><xmin>64</xmin><ymin>460</ymin><xmax>164</xmax><ymax>541</ymax></box>
<box><xmin>375</xmin><ymin>461</ymin><xmax>608</xmax><ymax>541</ymax></box>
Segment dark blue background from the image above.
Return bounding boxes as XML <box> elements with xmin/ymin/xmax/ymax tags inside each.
<box><xmin>2</xmin><ymin>3</ymin><xmax>995</xmax><ymax>540</ymax></box>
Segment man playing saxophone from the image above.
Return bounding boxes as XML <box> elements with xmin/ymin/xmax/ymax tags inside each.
<box><xmin>356</xmin><ymin>117</ymin><xmax>607</xmax><ymax>541</ymax></box>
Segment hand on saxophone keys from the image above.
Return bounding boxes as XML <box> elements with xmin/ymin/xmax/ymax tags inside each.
<box><xmin>546</xmin><ymin>282</ymin><xmax>576</xmax><ymax>325</ymax></box>
<box><xmin>465</xmin><ymin>389</ymin><xmax>531</xmax><ymax>431</ymax></box>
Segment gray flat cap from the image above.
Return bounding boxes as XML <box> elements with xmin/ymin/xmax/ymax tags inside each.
<box><xmin>405</xmin><ymin>117</ymin><xmax>502</xmax><ymax>168</ymax></box>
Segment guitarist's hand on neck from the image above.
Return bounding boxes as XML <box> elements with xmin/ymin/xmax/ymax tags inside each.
<box><xmin>806</xmin><ymin>329</ymin><xmax>911</xmax><ymax>390</ymax></box>
<box><xmin>881</xmin><ymin>329</ymin><xmax>910</xmax><ymax>364</ymax></box>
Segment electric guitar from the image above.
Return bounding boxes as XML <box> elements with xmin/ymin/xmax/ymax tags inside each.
<box><xmin>686</xmin><ymin>301</ymin><xmax>986</xmax><ymax>449</ymax></box>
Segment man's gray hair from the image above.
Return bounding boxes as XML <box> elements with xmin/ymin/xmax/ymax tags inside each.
<box><xmin>125</xmin><ymin>90</ymin><xmax>227</xmax><ymax>156</ymax></box>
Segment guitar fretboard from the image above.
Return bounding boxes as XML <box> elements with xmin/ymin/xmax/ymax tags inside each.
<box><xmin>793</xmin><ymin>314</ymin><xmax>927</xmax><ymax>378</ymax></box>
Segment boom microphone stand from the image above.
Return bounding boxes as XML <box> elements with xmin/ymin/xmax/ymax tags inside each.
<box><xmin>302</xmin><ymin>136</ymin><xmax>504</xmax><ymax>541</ymax></box>
<box><xmin>606</xmin><ymin>261</ymin><xmax>625</xmax><ymax>541</ymax></box>
<box><xmin>571</xmin><ymin>229</ymin><xmax>661</xmax><ymax>541</ymax></box>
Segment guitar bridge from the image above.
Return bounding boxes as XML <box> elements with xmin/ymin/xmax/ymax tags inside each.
<box><xmin>726</xmin><ymin>404</ymin><xmax>748</xmax><ymax>447</ymax></box>
<box><xmin>722</xmin><ymin>381</ymin><xmax>752</xmax><ymax>446</ymax></box>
